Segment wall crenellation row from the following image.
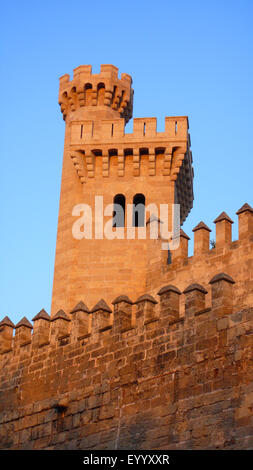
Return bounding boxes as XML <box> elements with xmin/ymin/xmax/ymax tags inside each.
<box><xmin>172</xmin><ymin>203</ymin><xmax>253</xmax><ymax>261</ymax></box>
<box><xmin>0</xmin><ymin>272</ymin><xmax>236</xmax><ymax>357</ymax></box>
<box><xmin>59</xmin><ymin>64</ymin><xmax>132</xmax><ymax>88</ymax></box>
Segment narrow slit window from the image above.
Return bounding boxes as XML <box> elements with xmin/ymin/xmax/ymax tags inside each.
<box><xmin>113</xmin><ymin>194</ymin><xmax>125</xmax><ymax>228</ymax></box>
<box><xmin>143</xmin><ymin>122</ymin><xmax>146</xmax><ymax>136</ymax></box>
<box><xmin>111</xmin><ymin>124</ymin><xmax>114</xmax><ymax>137</ymax></box>
<box><xmin>133</xmin><ymin>194</ymin><xmax>145</xmax><ymax>227</ymax></box>
<box><xmin>80</xmin><ymin>125</ymin><xmax>83</xmax><ymax>138</ymax></box>
<box><xmin>175</xmin><ymin>121</ymin><xmax>178</xmax><ymax>134</ymax></box>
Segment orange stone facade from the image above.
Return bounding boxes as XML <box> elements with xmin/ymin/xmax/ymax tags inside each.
<box><xmin>0</xmin><ymin>65</ymin><xmax>253</xmax><ymax>450</ymax></box>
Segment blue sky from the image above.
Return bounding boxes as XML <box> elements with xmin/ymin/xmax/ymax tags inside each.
<box><xmin>1</xmin><ymin>0</ymin><xmax>252</xmax><ymax>324</ymax></box>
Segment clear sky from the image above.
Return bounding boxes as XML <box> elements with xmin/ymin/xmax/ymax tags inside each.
<box><xmin>1</xmin><ymin>0</ymin><xmax>252</xmax><ymax>324</ymax></box>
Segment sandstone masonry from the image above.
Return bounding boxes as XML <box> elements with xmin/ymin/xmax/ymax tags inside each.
<box><xmin>0</xmin><ymin>65</ymin><xmax>252</xmax><ymax>450</ymax></box>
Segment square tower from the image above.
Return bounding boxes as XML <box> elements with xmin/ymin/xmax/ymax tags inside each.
<box><xmin>51</xmin><ymin>65</ymin><xmax>194</xmax><ymax>313</ymax></box>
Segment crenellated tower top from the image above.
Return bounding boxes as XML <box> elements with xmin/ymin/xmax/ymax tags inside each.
<box><xmin>59</xmin><ymin>64</ymin><xmax>133</xmax><ymax>123</ymax></box>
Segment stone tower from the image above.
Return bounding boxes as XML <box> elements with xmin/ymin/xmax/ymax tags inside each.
<box><xmin>51</xmin><ymin>64</ymin><xmax>194</xmax><ymax>314</ymax></box>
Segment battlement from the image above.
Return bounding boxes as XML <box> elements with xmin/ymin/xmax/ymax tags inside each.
<box><xmin>70</xmin><ymin>116</ymin><xmax>189</xmax><ymax>145</ymax></box>
<box><xmin>59</xmin><ymin>64</ymin><xmax>133</xmax><ymax>123</ymax></box>
<box><xmin>144</xmin><ymin>203</ymin><xmax>253</xmax><ymax>313</ymax></box>
<box><xmin>0</xmin><ymin>270</ymin><xmax>239</xmax><ymax>354</ymax></box>
<box><xmin>59</xmin><ymin>64</ymin><xmax>132</xmax><ymax>87</ymax></box>
<box><xmin>170</xmin><ymin>203</ymin><xmax>253</xmax><ymax>259</ymax></box>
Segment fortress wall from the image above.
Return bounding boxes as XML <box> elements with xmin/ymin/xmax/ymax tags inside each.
<box><xmin>147</xmin><ymin>206</ymin><xmax>253</xmax><ymax>314</ymax></box>
<box><xmin>0</xmin><ymin>266</ymin><xmax>253</xmax><ymax>449</ymax></box>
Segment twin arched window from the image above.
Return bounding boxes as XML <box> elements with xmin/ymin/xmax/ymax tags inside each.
<box><xmin>113</xmin><ymin>194</ymin><xmax>145</xmax><ymax>228</ymax></box>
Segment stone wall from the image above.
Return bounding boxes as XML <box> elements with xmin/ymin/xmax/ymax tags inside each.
<box><xmin>0</xmin><ymin>256</ymin><xmax>253</xmax><ymax>448</ymax></box>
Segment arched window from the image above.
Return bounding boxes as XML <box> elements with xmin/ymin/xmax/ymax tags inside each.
<box><xmin>84</xmin><ymin>83</ymin><xmax>92</xmax><ymax>106</ymax></box>
<box><xmin>113</xmin><ymin>194</ymin><xmax>125</xmax><ymax>228</ymax></box>
<box><xmin>133</xmin><ymin>194</ymin><xmax>145</xmax><ymax>227</ymax></box>
<box><xmin>97</xmin><ymin>83</ymin><xmax>105</xmax><ymax>105</ymax></box>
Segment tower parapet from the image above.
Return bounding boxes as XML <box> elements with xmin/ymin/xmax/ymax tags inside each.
<box><xmin>59</xmin><ymin>64</ymin><xmax>133</xmax><ymax>123</ymax></box>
